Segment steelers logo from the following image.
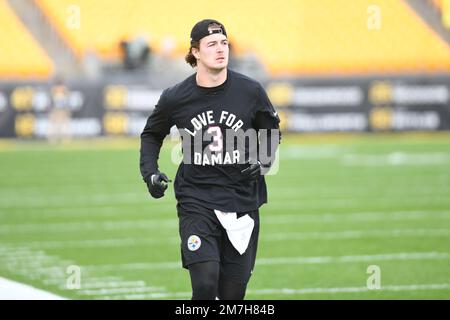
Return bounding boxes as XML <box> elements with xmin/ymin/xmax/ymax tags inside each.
<box><xmin>187</xmin><ymin>235</ymin><xmax>201</xmax><ymax>251</ymax></box>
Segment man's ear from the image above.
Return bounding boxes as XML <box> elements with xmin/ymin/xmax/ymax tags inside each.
<box><xmin>192</xmin><ymin>47</ymin><xmax>200</xmax><ymax>60</ymax></box>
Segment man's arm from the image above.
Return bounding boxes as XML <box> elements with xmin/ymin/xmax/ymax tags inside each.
<box><xmin>140</xmin><ymin>91</ymin><xmax>173</xmax><ymax>198</ymax></box>
<box><xmin>254</xmin><ymin>84</ymin><xmax>281</xmax><ymax>172</ymax></box>
<box><xmin>254</xmin><ymin>111</ymin><xmax>281</xmax><ymax>175</ymax></box>
<box><xmin>241</xmin><ymin>84</ymin><xmax>281</xmax><ymax>180</ymax></box>
<box><xmin>140</xmin><ymin>123</ymin><xmax>166</xmax><ymax>182</ymax></box>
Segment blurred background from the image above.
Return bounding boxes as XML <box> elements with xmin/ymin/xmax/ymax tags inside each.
<box><xmin>0</xmin><ymin>0</ymin><xmax>449</xmax><ymax>300</ymax></box>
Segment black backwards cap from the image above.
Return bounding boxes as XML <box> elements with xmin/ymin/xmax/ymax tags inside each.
<box><xmin>190</xmin><ymin>19</ymin><xmax>227</xmax><ymax>44</ymax></box>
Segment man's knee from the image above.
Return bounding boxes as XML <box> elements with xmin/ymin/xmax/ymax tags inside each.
<box><xmin>191</xmin><ymin>277</ymin><xmax>218</xmax><ymax>300</ymax></box>
<box><xmin>218</xmin><ymin>276</ymin><xmax>248</xmax><ymax>300</ymax></box>
<box><xmin>189</xmin><ymin>261</ymin><xmax>220</xmax><ymax>300</ymax></box>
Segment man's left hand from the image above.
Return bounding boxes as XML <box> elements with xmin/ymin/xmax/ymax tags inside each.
<box><xmin>241</xmin><ymin>161</ymin><xmax>261</xmax><ymax>181</ymax></box>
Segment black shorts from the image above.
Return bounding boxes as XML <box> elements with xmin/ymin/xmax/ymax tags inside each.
<box><xmin>177</xmin><ymin>202</ymin><xmax>260</xmax><ymax>284</ymax></box>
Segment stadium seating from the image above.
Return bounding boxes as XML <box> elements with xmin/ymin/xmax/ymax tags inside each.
<box><xmin>36</xmin><ymin>0</ymin><xmax>450</xmax><ymax>75</ymax></box>
<box><xmin>431</xmin><ymin>0</ymin><xmax>443</xmax><ymax>10</ymax></box>
<box><xmin>250</xmin><ymin>0</ymin><xmax>450</xmax><ymax>74</ymax></box>
<box><xmin>0</xmin><ymin>0</ymin><xmax>53</xmax><ymax>78</ymax></box>
<box><xmin>430</xmin><ymin>0</ymin><xmax>450</xmax><ymax>28</ymax></box>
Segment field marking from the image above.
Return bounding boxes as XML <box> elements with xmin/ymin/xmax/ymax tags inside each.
<box><xmin>270</xmin><ymin>188</ymin><xmax>450</xmax><ymax>200</ymax></box>
<box><xmin>247</xmin><ymin>284</ymin><xmax>450</xmax><ymax>295</ymax></box>
<box><xmin>0</xmin><ymin>246</ymin><xmax>158</xmax><ymax>296</ymax></box>
<box><xmin>264</xmin><ymin>228</ymin><xmax>450</xmax><ymax>241</ymax></box>
<box><xmin>256</xmin><ymin>252</ymin><xmax>450</xmax><ymax>265</ymax></box>
<box><xmin>43</xmin><ymin>276</ymin><xmax>122</xmax><ymax>286</ymax></box>
<box><xmin>282</xmin><ymin>145</ymin><xmax>346</xmax><ymax>159</ymax></box>
<box><xmin>0</xmin><ymin>205</ymin><xmax>174</xmax><ymax>219</ymax></box>
<box><xmin>0</xmin><ymin>277</ymin><xmax>66</xmax><ymax>300</ymax></box>
<box><xmin>342</xmin><ymin>152</ymin><xmax>450</xmax><ymax>166</ymax></box>
<box><xmin>99</xmin><ymin>283</ymin><xmax>450</xmax><ymax>299</ymax></box>
<box><xmin>1</xmin><ymin>228</ymin><xmax>449</xmax><ymax>250</ymax></box>
<box><xmin>268</xmin><ymin>198</ymin><xmax>450</xmax><ymax>209</ymax></box>
<box><xmin>2</xmin><ymin>191</ymin><xmax>449</xmax><ymax>209</ymax></box>
<box><xmin>78</xmin><ymin>286</ymin><xmax>167</xmax><ymax>296</ymax></box>
<box><xmin>2</xmin><ymin>210</ymin><xmax>450</xmax><ymax>234</ymax></box>
<box><xmin>1</xmin><ymin>194</ymin><xmax>448</xmax><ymax>218</ymax></box>
<box><xmin>283</xmin><ymin>146</ymin><xmax>450</xmax><ymax>166</ymax></box>
<box><xmin>2</xmin><ymin>255</ymin><xmax>448</xmax><ymax>299</ymax></box>
<box><xmin>5</xmin><ymin>208</ymin><xmax>450</xmax><ymax>223</ymax></box>
<box><xmin>1</xmin><ymin>182</ymin><xmax>446</xmax><ymax>199</ymax></box>
<box><xmin>77</xmin><ymin>280</ymin><xmax>146</xmax><ymax>290</ymax></box>
<box><xmin>263</xmin><ymin>211</ymin><xmax>450</xmax><ymax>223</ymax></box>
<box><xmin>0</xmin><ymin>192</ymin><xmax>154</xmax><ymax>208</ymax></box>
<box><xmin>1</xmin><ymin>186</ymin><xmax>449</xmax><ymax>211</ymax></box>
<box><xmin>0</xmin><ymin>219</ymin><xmax>177</xmax><ymax>234</ymax></box>
<box><xmin>1</xmin><ymin>176</ymin><xmax>449</xmax><ymax>209</ymax></box>
<box><xmin>70</xmin><ymin>251</ymin><xmax>450</xmax><ymax>272</ymax></box>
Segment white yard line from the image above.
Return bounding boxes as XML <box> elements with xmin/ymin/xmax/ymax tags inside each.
<box><xmin>256</xmin><ymin>252</ymin><xmax>450</xmax><ymax>265</ymax></box>
<box><xmin>247</xmin><ymin>284</ymin><xmax>450</xmax><ymax>295</ymax></box>
<box><xmin>0</xmin><ymin>277</ymin><xmax>66</xmax><ymax>300</ymax></box>
<box><xmin>42</xmin><ymin>276</ymin><xmax>122</xmax><ymax>286</ymax></box>
<box><xmin>264</xmin><ymin>228</ymin><xmax>450</xmax><ymax>241</ymax></box>
<box><xmin>1</xmin><ymin>206</ymin><xmax>449</xmax><ymax>220</ymax></box>
<box><xmin>341</xmin><ymin>152</ymin><xmax>450</xmax><ymax>166</ymax></box>
<box><xmin>77</xmin><ymin>280</ymin><xmax>146</xmax><ymax>290</ymax></box>
<box><xmin>1</xmin><ymin>247</ymin><xmax>449</xmax><ymax>299</ymax></box>
<box><xmin>1</xmin><ymin>183</ymin><xmax>449</xmax><ymax>209</ymax></box>
<box><xmin>99</xmin><ymin>283</ymin><xmax>450</xmax><ymax>299</ymax></box>
<box><xmin>78</xmin><ymin>286</ymin><xmax>167</xmax><ymax>296</ymax></box>
<box><xmin>1</xmin><ymin>192</ymin><xmax>448</xmax><ymax>209</ymax></box>
<box><xmin>0</xmin><ymin>194</ymin><xmax>149</xmax><ymax>208</ymax></box>
<box><xmin>1</xmin><ymin>228</ymin><xmax>448</xmax><ymax>250</ymax></box>
<box><xmin>0</xmin><ymin>219</ymin><xmax>177</xmax><ymax>234</ymax></box>
<box><xmin>0</xmin><ymin>246</ymin><xmax>153</xmax><ymax>295</ymax></box>
<box><xmin>263</xmin><ymin>211</ymin><xmax>450</xmax><ymax>223</ymax></box>
<box><xmin>2</xmin><ymin>210</ymin><xmax>450</xmax><ymax>234</ymax></box>
<box><xmin>74</xmin><ymin>251</ymin><xmax>450</xmax><ymax>272</ymax></box>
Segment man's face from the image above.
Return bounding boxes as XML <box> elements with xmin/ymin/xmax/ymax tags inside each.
<box><xmin>194</xmin><ymin>33</ymin><xmax>229</xmax><ymax>71</ymax></box>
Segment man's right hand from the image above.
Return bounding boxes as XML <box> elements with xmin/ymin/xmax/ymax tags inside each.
<box><xmin>146</xmin><ymin>171</ymin><xmax>171</xmax><ymax>199</ymax></box>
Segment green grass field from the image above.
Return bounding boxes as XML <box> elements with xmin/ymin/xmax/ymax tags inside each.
<box><xmin>0</xmin><ymin>133</ymin><xmax>449</xmax><ymax>299</ymax></box>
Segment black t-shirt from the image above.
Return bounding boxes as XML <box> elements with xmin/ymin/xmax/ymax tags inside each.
<box><xmin>140</xmin><ymin>69</ymin><xmax>280</xmax><ymax>212</ymax></box>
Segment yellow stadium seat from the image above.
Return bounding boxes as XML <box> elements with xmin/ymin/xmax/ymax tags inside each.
<box><xmin>36</xmin><ymin>0</ymin><xmax>450</xmax><ymax>75</ymax></box>
<box><xmin>0</xmin><ymin>0</ymin><xmax>53</xmax><ymax>78</ymax></box>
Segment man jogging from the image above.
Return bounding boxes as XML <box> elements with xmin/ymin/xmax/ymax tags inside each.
<box><xmin>140</xmin><ymin>19</ymin><xmax>280</xmax><ymax>300</ymax></box>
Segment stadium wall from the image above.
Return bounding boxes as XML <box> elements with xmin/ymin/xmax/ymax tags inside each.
<box><xmin>0</xmin><ymin>75</ymin><xmax>449</xmax><ymax>138</ymax></box>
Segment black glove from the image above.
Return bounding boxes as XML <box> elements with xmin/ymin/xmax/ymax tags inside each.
<box><xmin>146</xmin><ymin>171</ymin><xmax>171</xmax><ymax>199</ymax></box>
<box><xmin>241</xmin><ymin>161</ymin><xmax>261</xmax><ymax>182</ymax></box>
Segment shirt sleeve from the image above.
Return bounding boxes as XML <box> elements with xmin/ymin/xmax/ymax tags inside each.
<box><xmin>252</xmin><ymin>84</ymin><xmax>281</xmax><ymax>169</ymax></box>
<box><xmin>253</xmin><ymin>83</ymin><xmax>280</xmax><ymax>130</ymax></box>
<box><xmin>139</xmin><ymin>90</ymin><xmax>173</xmax><ymax>182</ymax></box>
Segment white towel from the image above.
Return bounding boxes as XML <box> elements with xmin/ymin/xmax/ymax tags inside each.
<box><xmin>214</xmin><ymin>210</ymin><xmax>255</xmax><ymax>255</ymax></box>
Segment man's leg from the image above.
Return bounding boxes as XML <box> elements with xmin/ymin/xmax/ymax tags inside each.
<box><xmin>218</xmin><ymin>210</ymin><xmax>260</xmax><ymax>300</ymax></box>
<box><xmin>218</xmin><ymin>274</ymin><xmax>248</xmax><ymax>300</ymax></box>
<box><xmin>189</xmin><ymin>261</ymin><xmax>220</xmax><ymax>300</ymax></box>
<box><xmin>177</xmin><ymin>204</ymin><xmax>222</xmax><ymax>300</ymax></box>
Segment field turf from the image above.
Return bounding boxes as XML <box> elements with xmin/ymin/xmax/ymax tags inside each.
<box><xmin>0</xmin><ymin>133</ymin><xmax>449</xmax><ymax>299</ymax></box>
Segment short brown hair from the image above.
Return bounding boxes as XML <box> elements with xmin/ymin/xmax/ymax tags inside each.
<box><xmin>185</xmin><ymin>40</ymin><xmax>200</xmax><ymax>68</ymax></box>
